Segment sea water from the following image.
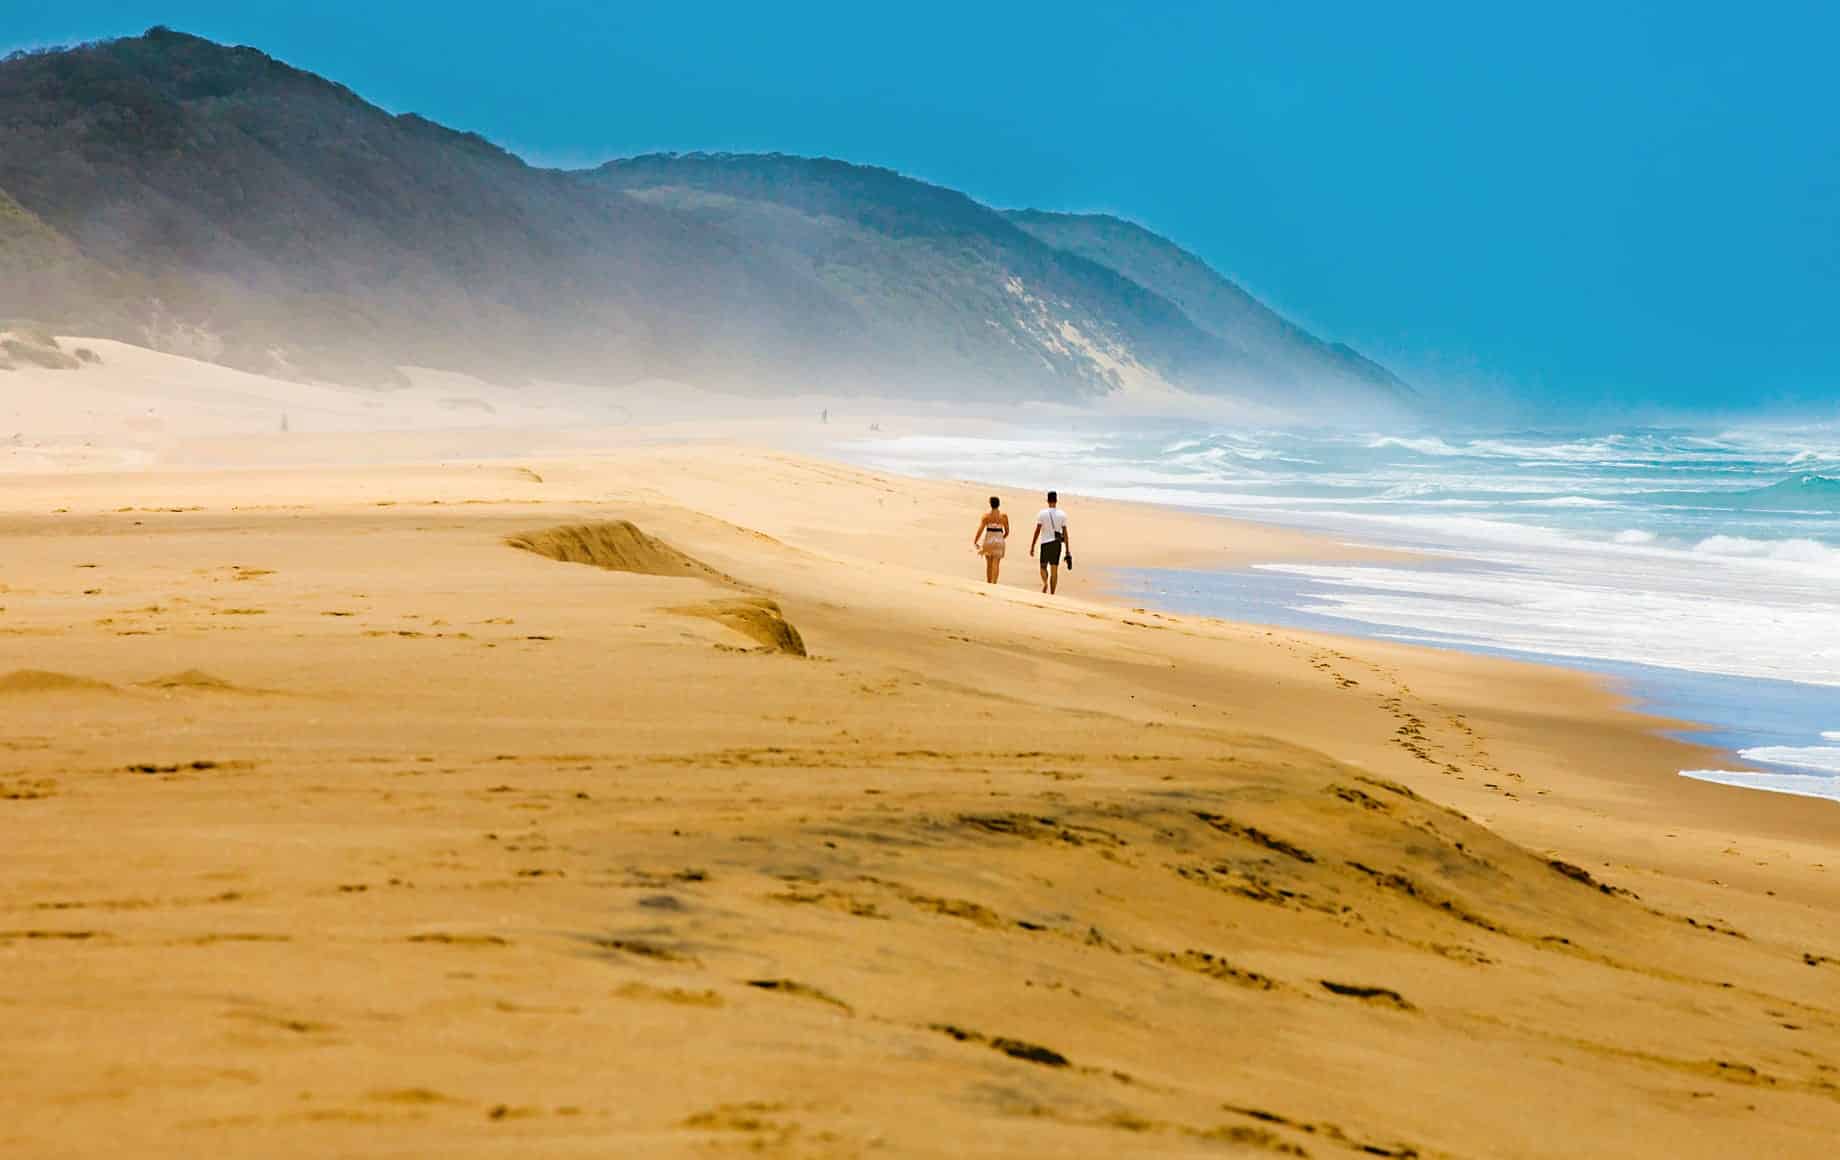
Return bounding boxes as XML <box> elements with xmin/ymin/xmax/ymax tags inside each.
<box><xmin>842</xmin><ymin>422</ymin><xmax>1840</xmax><ymax>804</ymax></box>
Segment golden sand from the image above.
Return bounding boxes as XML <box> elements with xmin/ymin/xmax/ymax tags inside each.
<box><xmin>3</xmin><ymin>440</ymin><xmax>1838</xmax><ymax>1158</ymax></box>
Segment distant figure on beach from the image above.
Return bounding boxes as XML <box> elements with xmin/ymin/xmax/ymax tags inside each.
<box><xmin>1030</xmin><ymin>490</ymin><xmax>1071</xmax><ymax>594</ymax></box>
<box><xmin>821</xmin><ymin>408</ymin><xmax>828</xmax><ymax>425</ymax></box>
<box><xmin>973</xmin><ymin>496</ymin><xmax>1010</xmax><ymax>584</ymax></box>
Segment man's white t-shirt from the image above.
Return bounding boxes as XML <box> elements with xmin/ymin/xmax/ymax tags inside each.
<box><xmin>1036</xmin><ymin>507</ymin><xmax>1067</xmax><ymax>541</ymax></box>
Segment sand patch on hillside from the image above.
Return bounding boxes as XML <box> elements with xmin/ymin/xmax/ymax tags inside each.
<box><xmin>0</xmin><ymin>326</ymin><xmax>94</xmax><ymax>372</ymax></box>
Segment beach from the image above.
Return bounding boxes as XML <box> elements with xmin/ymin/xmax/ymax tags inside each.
<box><xmin>5</xmin><ymin>415</ymin><xmax>1840</xmax><ymax>1156</ymax></box>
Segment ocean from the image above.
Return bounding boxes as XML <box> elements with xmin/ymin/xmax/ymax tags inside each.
<box><xmin>843</xmin><ymin>422</ymin><xmax>1840</xmax><ymax>804</ymax></box>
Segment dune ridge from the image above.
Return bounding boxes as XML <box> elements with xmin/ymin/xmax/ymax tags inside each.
<box><xmin>668</xmin><ymin>597</ymin><xmax>808</xmax><ymax>656</ymax></box>
<box><xmin>508</xmin><ymin>519</ymin><xmax>806</xmax><ymax>652</ymax></box>
<box><xmin>505</xmin><ymin>520</ymin><xmax>734</xmax><ymax>583</ymax></box>
<box><xmin>136</xmin><ymin>669</ymin><xmax>251</xmax><ymax>693</ymax></box>
<box><xmin>0</xmin><ymin>668</ymin><xmax>115</xmax><ymax>693</ymax></box>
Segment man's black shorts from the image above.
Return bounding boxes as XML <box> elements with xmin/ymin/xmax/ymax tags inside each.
<box><xmin>1040</xmin><ymin>540</ymin><xmax>1063</xmax><ymax>567</ymax></box>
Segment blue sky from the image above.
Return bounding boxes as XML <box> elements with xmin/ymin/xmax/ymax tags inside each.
<box><xmin>7</xmin><ymin>2</ymin><xmax>1837</xmax><ymax>411</ymax></box>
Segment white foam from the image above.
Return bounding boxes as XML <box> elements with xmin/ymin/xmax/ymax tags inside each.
<box><xmin>1302</xmin><ymin>511</ymin><xmax>1588</xmax><ymax>552</ymax></box>
<box><xmin>834</xmin><ymin>421</ymin><xmax>1840</xmax><ymax>692</ymax></box>
<box><xmin>1365</xmin><ymin>432</ymin><xmax>1746</xmax><ymax>467</ymax></box>
<box><xmin>1263</xmin><ymin>561</ymin><xmax>1840</xmax><ymax>686</ymax></box>
<box><xmin>1738</xmin><ymin>745</ymin><xmax>1840</xmax><ymax>774</ymax></box>
<box><xmin>1693</xmin><ymin>535</ymin><xmax>1840</xmax><ymax>570</ymax></box>
<box><xmin>1366</xmin><ymin>435</ymin><xmax>1464</xmax><ymax>456</ymax></box>
<box><xmin>1463</xmin><ymin>436</ymin><xmax>1644</xmax><ymax>463</ymax></box>
<box><xmin>1824</xmin><ymin>731</ymin><xmax>1840</xmax><ymax>742</ymax></box>
<box><xmin>1515</xmin><ymin>496</ymin><xmax>1619</xmax><ymax>507</ymax></box>
<box><xmin>1680</xmin><ymin>770</ymin><xmax>1840</xmax><ymax>803</ymax></box>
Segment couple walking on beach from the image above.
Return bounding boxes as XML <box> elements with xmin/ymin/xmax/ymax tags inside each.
<box><xmin>974</xmin><ymin>490</ymin><xmax>1071</xmax><ymax>593</ymax></box>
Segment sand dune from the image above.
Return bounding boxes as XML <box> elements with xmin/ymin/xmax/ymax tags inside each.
<box><xmin>2</xmin><ymin>436</ymin><xmax>1838</xmax><ymax>1157</ymax></box>
<box><xmin>0</xmin><ymin>337</ymin><xmax>606</xmax><ymax>471</ymax></box>
<box><xmin>0</xmin><ymin>668</ymin><xmax>116</xmax><ymax>693</ymax></box>
<box><xmin>507</xmin><ymin>519</ymin><xmax>737</xmax><ymax>583</ymax></box>
<box><xmin>667</xmin><ymin>596</ymin><xmax>808</xmax><ymax>655</ymax></box>
<box><xmin>136</xmin><ymin>669</ymin><xmax>259</xmax><ymax>693</ymax></box>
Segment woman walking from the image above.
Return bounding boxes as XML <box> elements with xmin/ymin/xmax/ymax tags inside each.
<box><xmin>973</xmin><ymin>496</ymin><xmax>1010</xmax><ymax>584</ymax></box>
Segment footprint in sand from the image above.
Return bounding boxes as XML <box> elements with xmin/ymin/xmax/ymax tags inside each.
<box><xmin>1319</xmin><ymin>980</ymin><xmax>1416</xmax><ymax>1010</ymax></box>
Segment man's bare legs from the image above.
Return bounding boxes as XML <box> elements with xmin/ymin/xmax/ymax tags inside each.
<box><xmin>1030</xmin><ymin>490</ymin><xmax>1066</xmax><ymax>595</ymax></box>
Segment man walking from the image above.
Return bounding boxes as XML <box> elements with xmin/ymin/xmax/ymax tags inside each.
<box><xmin>1029</xmin><ymin>490</ymin><xmax>1071</xmax><ymax>594</ymax></box>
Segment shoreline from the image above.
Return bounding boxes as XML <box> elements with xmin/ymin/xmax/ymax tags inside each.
<box><xmin>817</xmin><ymin>424</ymin><xmax>1836</xmax><ymax>810</ymax></box>
<box><xmin>1105</xmin><ymin>557</ymin><xmax>1840</xmax><ymax>809</ymax></box>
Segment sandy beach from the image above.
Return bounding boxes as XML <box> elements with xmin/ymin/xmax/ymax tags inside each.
<box><xmin>3</xmin><ymin>396</ymin><xmax>1839</xmax><ymax>1159</ymax></box>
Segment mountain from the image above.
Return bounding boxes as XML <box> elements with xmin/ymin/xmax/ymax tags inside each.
<box><xmin>1005</xmin><ymin>210</ymin><xmax>1413</xmax><ymax>403</ymax></box>
<box><xmin>0</xmin><ymin>28</ymin><xmax>834</xmax><ymax>388</ymax></box>
<box><xmin>0</xmin><ymin>28</ymin><xmax>1413</xmax><ymax>412</ymax></box>
<box><xmin>584</xmin><ymin>152</ymin><xmax>1244</xmax><ymax>400</ymax></box>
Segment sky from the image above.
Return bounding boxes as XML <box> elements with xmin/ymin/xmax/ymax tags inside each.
<box><xmin>5</xmin><ymin>1</ymin><xmax>1837</xmax><ymax>413</ymax></box>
